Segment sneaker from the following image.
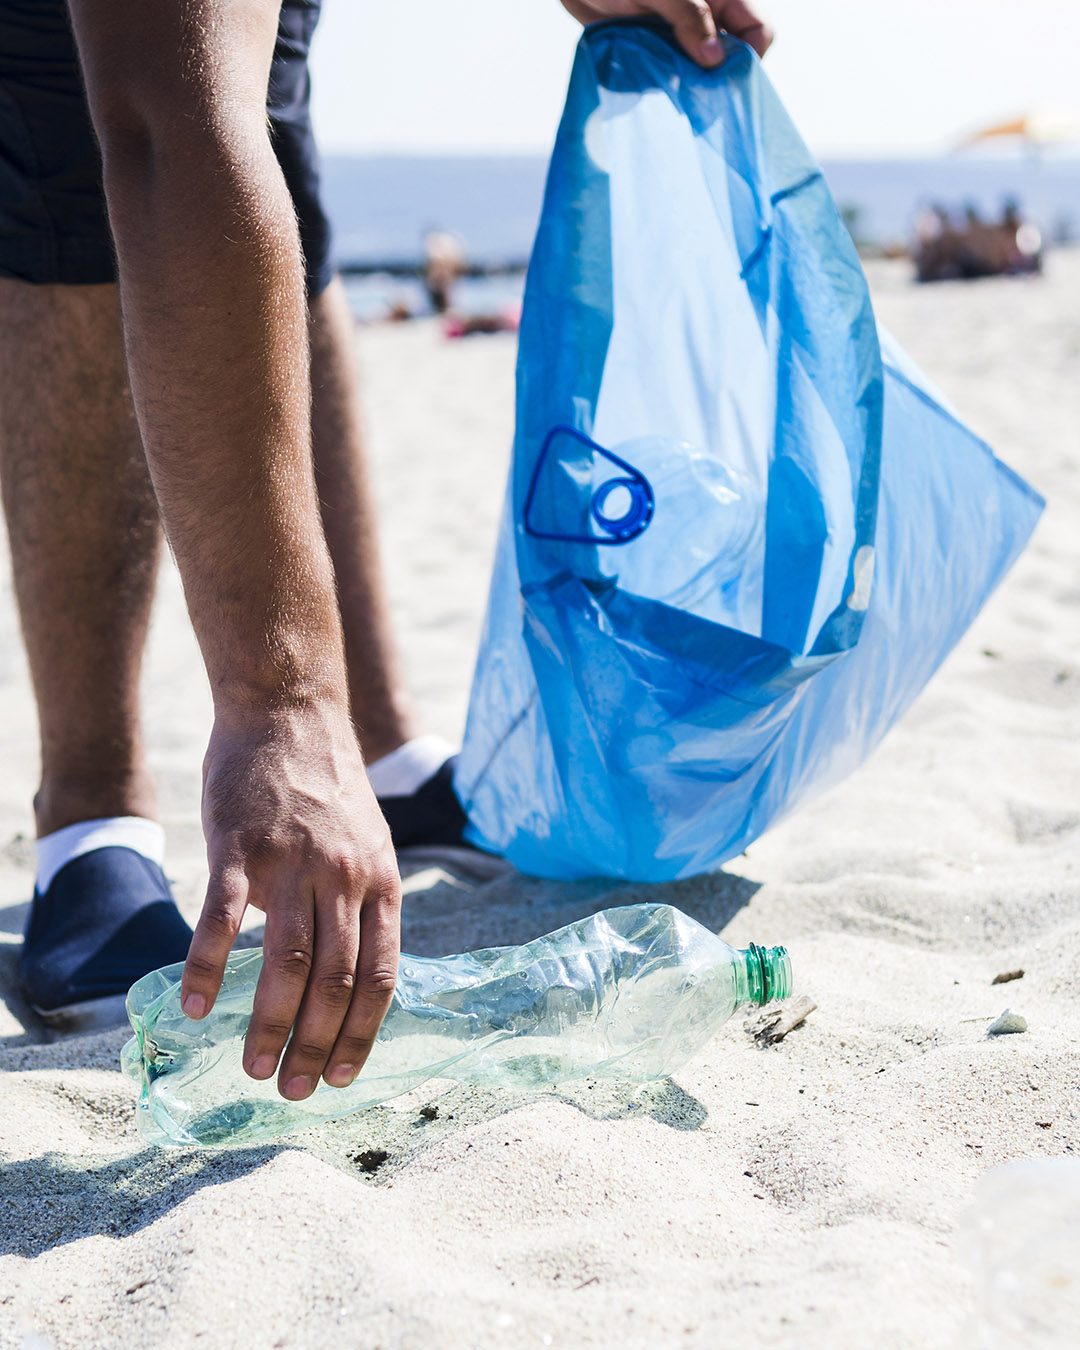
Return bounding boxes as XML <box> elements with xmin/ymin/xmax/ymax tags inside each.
<box><xmin>21</xmin><ymin>847</ymin><xmax>193</xmax><ymax>1032</ymax></box>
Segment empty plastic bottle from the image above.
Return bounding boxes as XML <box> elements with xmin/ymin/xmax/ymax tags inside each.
<box><xmin>592</xmin><ymin>436</ymin><xmax>767</xmax><ymax>634</ymax></box>
<box><xmin>523</xmin><ymin>427</ymin><xmax>766</xmax><ymax>633</ymax></box>
<box><xmin>122</xmin><ymin>902</ymin><xmax>790</xmax><ymax>1149</ymax></box>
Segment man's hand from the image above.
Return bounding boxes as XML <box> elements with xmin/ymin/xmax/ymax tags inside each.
<box><xmin>181</xmin><ymin>700</ymin><xmax>401</xmax><ymax>1100</ymax></box>
<box><xmin>560</xmin><ymin>0</ymin><xmax>772</xmax><ymax>66</ymax></box>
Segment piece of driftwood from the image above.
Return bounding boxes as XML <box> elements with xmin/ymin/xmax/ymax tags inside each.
<box><xmin>992</xmin><ymin>969</ymin><xmax>1025</xmax><ymax>985</ymax></box>
<box><xmin>752</xmin><ymin>994</ymin><xmax>817</xmax><ymax>1045</ymax></box>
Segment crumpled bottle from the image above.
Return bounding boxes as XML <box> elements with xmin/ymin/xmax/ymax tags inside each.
<box><xmin>122</xmin><ymin>903</ymin><xmax>790</xmax><ymax>1149</ymax></box>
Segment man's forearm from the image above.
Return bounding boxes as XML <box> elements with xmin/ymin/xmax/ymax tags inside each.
<box><xmin>113</xmin><ymin>140</ymin><xmax>346</xmax><ymax>710</ymax></box>
<box><xmin>69</xmin><ymin>1</ymin><xmax>346</xmax><ymax>713</ymax></box>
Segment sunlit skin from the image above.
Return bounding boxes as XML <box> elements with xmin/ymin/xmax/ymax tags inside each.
<box><xmin>64</xmin><ymin>0</ymin><xmax>401</xmax><ymax>1103</ymax></box>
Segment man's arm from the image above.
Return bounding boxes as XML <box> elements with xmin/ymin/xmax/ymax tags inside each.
<box><xmin>560</xmin><ymin>0</ymin><xmax>773</xmax><ymax>65</ymax></box>
<box><xmin>66</xmin><ymin>0</ymin><xmax>400</xmax><ymax>1101</ymax></box>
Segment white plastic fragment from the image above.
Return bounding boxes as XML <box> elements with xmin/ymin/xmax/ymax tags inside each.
<box><xmin>987</xmin><ymin>1008</ymin><xmax>1028</xmax><ymax>1036</ymax></box>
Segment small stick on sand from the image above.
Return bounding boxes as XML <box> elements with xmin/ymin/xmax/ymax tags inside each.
<box><xmin>753</xmin><ymin>994</ymin><xmax>817</xmax><ymax>1045</ymax></box>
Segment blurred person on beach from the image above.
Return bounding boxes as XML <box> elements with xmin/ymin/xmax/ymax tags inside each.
<box><xmin>0</xmin><ymin>0</ymin><xmax>771</xmax><ymax>1100</ymax></box>
<box><xmin>423</xmin><ymin>230</ymin><xmax>466</xmax><ymax>315</ymax></box>
<box><xmin>913</xmin><ymin>196</ymin><xmax>1043</xmax><ymax>282</ymax></box>
<box><xmin>421</xmin><ymin>229</ymin><xmax>523</xmax><ymax>338</ymax></box>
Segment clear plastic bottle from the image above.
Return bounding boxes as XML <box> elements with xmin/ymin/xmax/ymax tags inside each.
<box><xmin>122</xmin><ymin>903</ymin><xmax>790</xmax><ymax>1149</ymax></box>
<box><xmin>525</xmin><ymin>426</ymin><xmax>766</xmax><ymax>634</ymax></box>
<box><xmin>595</xmin><ymin>436</ymin><xmax>766</xmax><ymax>634</ymax></box>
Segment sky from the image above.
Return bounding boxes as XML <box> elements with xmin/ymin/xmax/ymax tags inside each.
<box><xmin>309</xmin><ymin>0</ymin><xmax>1080</xmax><ymax>159</ymax></box>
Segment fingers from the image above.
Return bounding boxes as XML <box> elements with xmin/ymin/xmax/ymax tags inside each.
<box><xmin>272</xmin><ymin>888</ymin><xmax>361</xmax><ymax>1099</ymax></box>
<box><xmin>242</xmin><ymin>891</ymin><xmax>316</xmax><ymax>1089</ymax></box>
<box><xmin>242</xmin><ymin>864</ymin><xmax>401</xmax><ymax>1102</ymax></box>
<box><xmin>182</xmin><ymin>866</ymin><xmax>249</xmax><ymax>1019</ymax></box>
<box><xmin>644</xmin><ymin>0</ymin><xmax>773</xmax><ymax>66</ymax></box>
<box><xmin>323</xmin><ymin>877</ymin><xmax>401</xmax><ymax>1091</ymax></box>
<box><xmin>714</xmin><ymin>0</ymin><xmax>773</xmax><ymax>57</ymax></box>
<box><xmin>650</xmin><ymin>0</ymin><xmax>724</xmax><ymax>66</ymax></box>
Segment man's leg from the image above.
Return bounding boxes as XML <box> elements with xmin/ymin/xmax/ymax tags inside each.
<box><xmin>0</xmin><ymin>279</ymin><xmax>158</xmax><ymax>837</ymax></box>
<box><xmin>308</xmin><ymin>276</ymin><xmax>419</xmax><ymax>764</ymax></box>
<box><xmin>267</xmin><ymin>4</ymin><xmax>420</xmax><ymax>766</ymax></box>
<box><xmin>0</xmin><ymin>277</ymin><xmax>191</xmax><ymax>1027</ymax></box>
<box><xmin>268</xmin><ymin>2</ymin><xmax>469</xmax><ymax>849</ymax></box>
<box><xmin>307</xmin><ymin>277</ymin><xmax>471</xmax><ymax>851</ymax></box>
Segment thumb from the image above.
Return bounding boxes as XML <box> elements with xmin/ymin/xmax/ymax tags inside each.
<box><xmin>181</xmin><ymin>865</ymin><xmax>249</xmax><ymax>1019</ymax></box>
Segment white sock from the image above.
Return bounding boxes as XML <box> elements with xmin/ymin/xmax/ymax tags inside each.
<box><xmin>366</xmin><ymin>735</ymin><xmax>455</xmax><ymax>799</ymax></box>
<box><xmin>36</xmin><ymin>816</ymin><xmax>166</xmax><ymax>894</ymax></box>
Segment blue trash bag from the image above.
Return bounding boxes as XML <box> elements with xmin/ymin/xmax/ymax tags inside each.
<box><xmin>454</xmin><ymin>21</ymin><xmax>1044</xmax><ymax>882</ymax></box>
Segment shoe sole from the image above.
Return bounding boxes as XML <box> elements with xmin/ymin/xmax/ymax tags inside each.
<box><xmin>31</xmin><ymin>993</ymin><xmax>130</xmax><ymax>1033</ymax></box>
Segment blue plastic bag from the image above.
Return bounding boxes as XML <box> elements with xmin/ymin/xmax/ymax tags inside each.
<box><xmin>455</xmin><ymin>22</ymin><xmax>1044</xmax><ymax>881</ymax></box>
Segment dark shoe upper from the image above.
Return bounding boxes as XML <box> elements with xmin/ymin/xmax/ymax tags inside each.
<box><xmin>21</xmin><ymin>846</ymin><xmax>193</xmax><ymax>1016</ymax></box>
<box><xmin>22</xmin><ymin>765</ymin><xmax>482</xmax><ymax>1020</ymax></box>
<box><xmin>377</xmin><ymin>757</ymin><xmax>473</xmax><ymax>851</ymax></box>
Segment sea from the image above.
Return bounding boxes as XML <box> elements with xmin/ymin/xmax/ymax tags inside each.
<box><xmin>324</xmin><ymin>152</ymin><xmax>1080</xmax><ymax>321</ymax></box>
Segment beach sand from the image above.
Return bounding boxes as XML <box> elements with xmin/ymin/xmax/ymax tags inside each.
<box><xmin>2</xmin><ymin>254</ymin><xmax>1079</xmax><ymax>1349</ymax></box>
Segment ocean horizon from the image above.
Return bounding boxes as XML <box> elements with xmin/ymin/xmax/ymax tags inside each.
<box><xmin>322</xmin><ymin>150</ymin><xmax>1080</xmax><ymax>271</ymax></box>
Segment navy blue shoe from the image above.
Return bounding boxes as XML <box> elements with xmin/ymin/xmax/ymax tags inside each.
<box><xmin>377</xmin><ymin>757</ymin><xmax>472</xmax><ymax>851</ymax></box>
<box><xmin>378</xmin><ymin>758</ymin><xmax>507</xmax><ymax>881</ymax></box>
<box><xmin>21</xmin><ymin>847</ymin><xmax>194</xmax><ymax>1031</ymax></box>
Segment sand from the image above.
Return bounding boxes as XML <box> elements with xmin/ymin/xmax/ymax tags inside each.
<box><xmin>2</xmin><ymin>253</ymin><xmax>1079</xmax><ymax>1349</ymax></box>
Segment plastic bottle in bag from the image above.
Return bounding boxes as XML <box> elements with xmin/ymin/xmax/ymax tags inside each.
<box><xmin>597</xmin><ymin>437</ymin><xmax>766</xmax><ymax>632</ymax></box>
<box><xmin>123</xmin><ymin>903</ymin><xmax>790</xmax><ymax>1149</ymax></box>
<box><xmin>525</xmin><ymin>427</ymin><xmax>766</xmax><ymax>632</ymax></box>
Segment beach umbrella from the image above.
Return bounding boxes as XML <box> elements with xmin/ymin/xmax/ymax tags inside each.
<box><xmin>962</xmin><ymin>106</ymin><xmax>1080</xmax><ymax>149</ymax></box>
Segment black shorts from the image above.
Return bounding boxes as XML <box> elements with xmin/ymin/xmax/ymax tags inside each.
<box><xmin>0</xmin><ymin>0</ymin><xmax>334</xmax><ymax>298</ymax></box>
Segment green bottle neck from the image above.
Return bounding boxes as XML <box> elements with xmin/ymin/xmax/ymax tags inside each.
<box><xmin>734</xmin><ymin>944</ymin><xmax>791</xmax><ymax>1007</ymax></box>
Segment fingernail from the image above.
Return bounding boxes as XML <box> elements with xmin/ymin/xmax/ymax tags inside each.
<box><xmin>325</xmin><ymin>1064</ymin><xmax>357</xmax><ymax>1089</ymax></box>
<box><xmin>182</xmin><ymin>993</ymin><xmax>206</xmax><ymax>1020</ymax></box>
<box><xmin>701</xmin><ymin>36</ymin><xmax>726</xmax><ymax>64</ymax></box>
<box><xmin>250</xmin><ymin>1055</ymin><xmax>277</xmax><ymax>1080</ymax></box>
<box><xmin>283</xmin><ymin>1075</ymin><xmax>313</xmax><ymax>1100</ymax></box>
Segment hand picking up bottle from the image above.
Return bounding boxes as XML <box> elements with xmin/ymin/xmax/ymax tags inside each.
<box><xmin>123</xmin><ymin>903</ymin><xmax>790</xmax><ymax>1149</ymax></box>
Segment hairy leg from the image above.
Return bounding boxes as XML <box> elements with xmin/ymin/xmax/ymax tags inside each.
<box><xmin>0</xmin><ymin>278</ymin><xmax>159</xmax><ymax>837</ymax></box>
<box><xmin>308</xmin><ymin>275</ymin><xmax>419</xmax><ymax>763</ymax></box>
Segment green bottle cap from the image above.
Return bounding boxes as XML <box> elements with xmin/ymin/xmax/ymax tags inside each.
<box><xmin>740</xmin><ymin>943</ymin><xmax>791</xmax><ymax>1006</ymax></box>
